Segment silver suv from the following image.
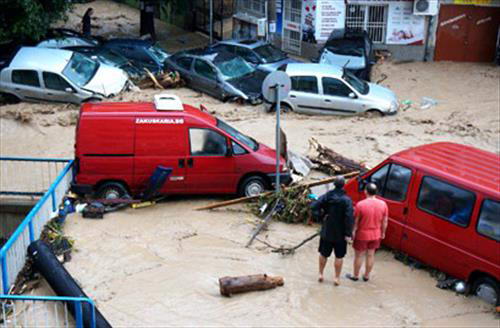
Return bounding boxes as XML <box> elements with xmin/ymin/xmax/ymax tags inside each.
<box><xmin>0</xmin><ymin>47</ymin><xmax>129</xmax><ymax>104</ymax></box>
<box><xmin>265</xmin><ymin>63</ymin><xmax>398</xmax><ymax>116</ymax></box>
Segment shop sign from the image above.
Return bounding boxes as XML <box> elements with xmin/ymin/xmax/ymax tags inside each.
<box><xmin>386</xmin><ymin>1</ymin><xmax>426</xmax><ymax>45</ymax></box>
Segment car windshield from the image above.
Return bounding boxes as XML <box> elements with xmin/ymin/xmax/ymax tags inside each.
<box><xmin>326</xmin><ymin>41</ymin><xmax>364</xmax><ymax>57</ymax></box>
<box><xmin>254</xmin><ymin>44</ymin><xmax>287</xmax><ymax>63</ymax></box>
<box><xmin>98</xmin><ymin>49</ymin><xmax>127</xmax><ymax>66</ymax></box>
<box><xmin>62</xmin><ymin>53</ymin><xmax>99</xmax><ymax>87</ymax></box>
<box><xmin>343</xmin><ymin>70</ymin><xmax>369</xmax><ymax>95</ymax></box>
<box><xmin>215</xmin><ymin>57</ymin><xmax>255</xmax><ymax>80</ymax></box>
<box><xmin>148</xmin><ymin>45</ymin><xmax>168</xmax><ymax>62</ymax></box>
<box><xmin>216</xmin><ymin>119</ymin><xmax>258</xmax><ymax>151</ymax></box>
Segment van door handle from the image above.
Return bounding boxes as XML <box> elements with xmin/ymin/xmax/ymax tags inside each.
<box><xmin>402</xmin><ymin>232</ymin><xmax>408</xmax><ymax>240</ymax></box>
<box><xmin>290</xmin><ymin>95</ymin><xmax>296</xmax><ymax>98</ymax></box>
<box><xmin>325</xmin><ymin>99</ymin><xmax>332</xmax><ymax>103</ymax></box>
<box><xmin>403</xmin><ymin>207</ymin><xmax>408</xmax><ymax>215</ymax></box>
<box><xmin>187</xmin><ymin>158</ymin><xmax>194</xmax><ymax>168</ymax></box>
<box><xmin>178</xmin><ymin>159</ymin><xmax>185</xmax><ymax>168</ymax></box>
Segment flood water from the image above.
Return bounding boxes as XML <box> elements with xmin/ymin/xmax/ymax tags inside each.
<box><xmin>60</xmin><ymin>198</ymin><xmax>498</xmax><ymax>327</ymax></box>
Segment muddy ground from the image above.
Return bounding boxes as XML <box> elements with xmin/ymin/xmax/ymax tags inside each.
<box><xmin>0</xmin><ymin>0</ymin><xmax>499</xmax><ymax>326</ymax></box>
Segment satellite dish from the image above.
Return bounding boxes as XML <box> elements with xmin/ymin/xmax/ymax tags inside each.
<box><xmin>262</xmin><ymin>71</ymin><xmax>291</xmax><ymax>103</ymax></box>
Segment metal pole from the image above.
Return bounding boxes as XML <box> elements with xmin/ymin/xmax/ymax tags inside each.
<box><xmin>275</xmin><ymin>84</ymin><xmax>280</xmax><ymax>193</ymax></box>
<box><xmin>209</xmin><ymin>0</ymin><xmax>213</xmax><ymax>45</ymax></box>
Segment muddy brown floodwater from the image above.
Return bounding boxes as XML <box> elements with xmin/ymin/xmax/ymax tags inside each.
<box><xmin>0</xmin><ymin>0</ymin><xmax>499</xmax><ymax>325</ymax></box>
<box><xmin>60</xmin><ymin>200</ymin><xmax>497</xmax><ymax>327</ymax></box>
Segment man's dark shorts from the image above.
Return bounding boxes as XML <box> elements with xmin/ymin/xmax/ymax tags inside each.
<box><xmin>318</xmin><ymin>238</ymin><xmax>347</xmax><ymax>259</ymax></box>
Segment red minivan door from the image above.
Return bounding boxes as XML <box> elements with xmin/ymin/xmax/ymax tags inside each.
<box><xmin>401</xmin><ymin>172</ymin><xmax>479</xmax><ymax>280</ymax></box>
<box><xmin>133</xmin><ymin>117</ymin><xmax>187</xmax><ymax>194</ymax></box>
<box><xmin>358</xmin><ymin>162</ymin><xmax>415</xmax><ymax>250</ymax></box>
<box><xmin>183</xmin><ymin>127</ymin><xmax>237</xmax><ymax>193</ymax></box>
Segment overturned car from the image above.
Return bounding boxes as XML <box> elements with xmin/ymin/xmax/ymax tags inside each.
<box><xmin>165</xmin><ymin>48</ymin><xmax>269</xmax><ymax>105</ymax></box>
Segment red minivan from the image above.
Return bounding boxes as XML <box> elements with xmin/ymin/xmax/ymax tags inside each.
<box><xmin>72</xmin><ymin>94</ymin><xmax>290</xmax><ymax>198</ymax></box>
<box><xmin>344</xmin><ymin>142</ymin><xmax>499</xmax><ymax>305</ymax></box>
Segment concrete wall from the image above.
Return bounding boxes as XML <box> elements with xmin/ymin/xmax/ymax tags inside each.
<box><xmin>0</xmin><ymin>200</ymin><xmax>34</xmax><ymax>241</ymax></box>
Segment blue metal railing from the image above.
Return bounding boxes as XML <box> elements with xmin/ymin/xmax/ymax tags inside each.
<box><xmin>0</xmin><ymin>157</ymin><xmax>71</xmax><ymax>196</ymax></box>
<box><xmin>0</xmin><ymin>158</ymin><xmax>73</xmax><ymax>294</ymax></box>
<box><xmin>0</xmin><ymin>295</ymin><xmax>96</xmax><ymax>327</ymax></box>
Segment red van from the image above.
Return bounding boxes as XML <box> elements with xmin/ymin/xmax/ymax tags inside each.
<box><xmin>344</xmin><ymin>142</ymin><xmax>499</xmax><ymax>304</ymax></box>
<box><xmin>72</xmin><ymin>94</ymin><xmax>290</xmax><ymax>198</ymax></box>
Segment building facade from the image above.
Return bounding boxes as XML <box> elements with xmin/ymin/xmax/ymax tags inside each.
<box><xmin>232</xmin><ymin>0</ymin><xmax>500</xmax><ymax>62</ymax></box>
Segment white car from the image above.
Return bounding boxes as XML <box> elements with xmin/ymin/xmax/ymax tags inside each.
<box><xmin>265</xmin><ymin>63</ymin><xmax>398</xmax><ymax>116</ymax></box>
<box><xmin>0</xmin><ymin>47</ymin><xmax>129</xmax><ymax>104</ymax></box>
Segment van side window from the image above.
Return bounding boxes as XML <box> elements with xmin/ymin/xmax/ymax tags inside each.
<box><xmin>291</xmin><ymin>76</ymin><xmax>318</xmax><ymax>94</ymax></box>
<box><xmin>477</xmin><ymin>199</ymin><xmax>499</xmax><ymax>241</ymax></box>
<box><xmin>417</xmin><ymin>177</ymin><xmax>476</xmax><ymax>227</ymax></box>
<box><xmin>367</xmin><ymin>164</ymin><xmax>411</xmax><ymax>202</ymax></box>
<box><xmin>232</xmin><ymin>141</ymin><xmax>247</xmax><ymax>155</ymax></box>
<box><xmin>189</xmin><ymin>129</ymin><xmax>227</xmax><ymax>156</ymax></box>
<box><xmin>12</xmin><ymin>70</ymin><xmax>40</xmax><ymax>87</ymax></box>
<box><xmin>176</xmin><ymin>57</ymin><xmax>193</xmax><ymax>70</ymax></box>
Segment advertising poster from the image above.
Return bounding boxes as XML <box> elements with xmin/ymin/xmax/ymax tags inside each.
<box><xmin>315</xmin><ymin>0</ymin><xmax>346</xmax><ymax>42</ymax></box>
<box><xmin>386</xmin><ymin>1</ymin><xmax>426</xmax><ymax>45</ymax></box>
<box><xmin>301</xmin><ymin>0</ymin><xmax>318</xmax><ymax>43</ymax></box>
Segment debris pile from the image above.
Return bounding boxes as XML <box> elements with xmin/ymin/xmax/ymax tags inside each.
<box><xmin>249</xmin><ymin>185</ymin><xmax>313</xmax><ymax>225</ymax></box>
<box><xmin>135</xmin><ymin>70</ymin><xmax>184</xmax><ymax>90</ymax></box>
<box><xmin>308</xmin><ymin>138</ymin><xmax>367</xmax><ymax>175</ymax></box>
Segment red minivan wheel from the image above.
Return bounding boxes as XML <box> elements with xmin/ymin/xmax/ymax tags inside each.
<box><xmin>96</xmin><ymin>182</ymin><xmax>130</xmax><ymax>200</ymax></box>
<box><xmin>472</xmin><ymin>276</ymin><xmax>499</xmax><ymax>306</ymax></box>
<box><xmin>239</xmin><ymin>176</ymin><xmax>267</xmax><ymax>197</ymax></box>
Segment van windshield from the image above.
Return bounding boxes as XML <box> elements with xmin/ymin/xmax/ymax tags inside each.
<box><xmin>216</xmin><ymin>119</ymin><xmax>258</xmax><ymax>151</ymax></box>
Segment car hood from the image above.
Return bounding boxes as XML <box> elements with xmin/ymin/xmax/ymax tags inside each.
<box><xmin>320</xmin><ymin>50</ymin><xmax>365</xmax><ymax>70</ymax></box>
<box><xmin>84</xmin><ymin>64</ymin><xmax>128</xmax><ymax>96</ymax></box>
<box><xmin>227</xmin><ymin>70</ymin><xmax>268</xmax><ymax>98</ymax></box>
<box><xmin>260</xmin><ymin>57</ymin><xmax>302</xmax><ymax>72</ymax></box>
<box><xmin>364</xmin><ymin>83</ymin><xmax>397</xmax><ymax>103</ymax></box>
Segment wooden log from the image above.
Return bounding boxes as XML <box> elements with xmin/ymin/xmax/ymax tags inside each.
<box><xmin>219</xmin><ymin>274</ymin><xmax>284</xmax><ymax>297</ymax></box>
<box><xmin>144</xmin><ymin>68</ymin><xmax>164</xmax><ymax>90</ymax></box>
<box><xmin>195</xmin><ymin>171</ymin><xmax>360</xmax><ymax>211</ymax></box>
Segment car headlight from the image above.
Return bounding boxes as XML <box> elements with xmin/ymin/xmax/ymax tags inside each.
<box><xmin>390</xmin><ymin>101</ymin><xmax>399</xmax><ymax>112</ymax></box>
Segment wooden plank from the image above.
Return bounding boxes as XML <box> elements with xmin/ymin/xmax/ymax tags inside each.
<box><xmin>195</xmin><ymin>171</ymin><xmax>360</xmax><ymax>211</ymax></box>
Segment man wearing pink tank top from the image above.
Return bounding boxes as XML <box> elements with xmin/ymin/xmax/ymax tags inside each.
<box><xmin>346</xmin><ymin>183</ymin><xmax>388</xmax><ymax>282</ymax></box>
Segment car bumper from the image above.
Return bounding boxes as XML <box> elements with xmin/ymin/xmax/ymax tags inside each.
<box><xmin>267</xmin><ymin>172</ymin><xmax>292</xmax><ymax>186</ymax></box>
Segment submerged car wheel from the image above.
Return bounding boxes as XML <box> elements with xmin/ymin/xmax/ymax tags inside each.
<box><xmin>96</xmin><ymin>182</ymin><xmax>130</xmax><ymax>200</ymax></box>
<box><xmin>239</xmin><ymin>176</ymin><xmax>267</xmax><ymax>197</ymax></box>
<box><xmin>364</xmin><ymin>109</ymin><xmax>384</xmax><ymax>118</ymax></box>
<box><xmin>472</xmin><ymin>276</ymin><xmax>499</xmax><ymax>306</ymax></box>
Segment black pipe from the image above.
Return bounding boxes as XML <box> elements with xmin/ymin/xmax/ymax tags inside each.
<box><xmin>28</xmin><ymin>240</ymin><xmax>112</xmax><ymax>328</ymax></box>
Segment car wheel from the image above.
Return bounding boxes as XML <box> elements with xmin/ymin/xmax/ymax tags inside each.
<box><xmin>267</xmin><ymin>102</ymin><xmax>293</xmax><ymax>113</ymax></box>
<box><xmin>96</xmin><ymin>182</ymin><xmax>130</xmax><ymax>200</ymax></box>
<box><xmin>472</xmin><ymin>276</ymin><xmax>499</xmax><ymax>306</ymax></box>
<box><xmin>364</xmin><ymin>109</ymin><xmax>384</xmax><ymax>118</ymax></box>
<box><xmin>239</xmin><ymin>176</ymin><xmax>268</xmax><ymax>197</ymax></box>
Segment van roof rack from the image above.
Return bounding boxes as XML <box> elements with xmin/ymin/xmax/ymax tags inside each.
<box><xmin>154</xmin><ymin>94</ymin><xmax>184</xmax><ymax>111</ymax></box>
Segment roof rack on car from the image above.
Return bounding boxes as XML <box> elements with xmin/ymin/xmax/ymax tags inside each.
<box><xmin>154</xmin><ymin>94</ymin><xmax>184</xmax><ymax>111</ymax></box>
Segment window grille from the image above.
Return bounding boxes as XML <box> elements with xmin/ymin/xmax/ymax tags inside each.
<box><xmin>236</xmin><ymin>0</ymin><xmax>265</xmax><ymax>18</ymax></box>
<box><xmin>282</xmin><ymin>29</ymin><xmax>301</xmax><ymax>55</ymax></box>
<box><xmin>346</xmin><ymin>4</ymin><xmax>387</xmax><ymax>43</ymax></box>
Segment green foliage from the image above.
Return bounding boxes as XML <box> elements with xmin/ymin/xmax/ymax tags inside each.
<box><xmin>0</xmin><ymin>0</ymin><xmax>71</xmax><ymax>43</ymax></box>
<box><xmin>249</xmin><ymin>186</ymin><xmax>314</xmax><ymax>224</ymax></box>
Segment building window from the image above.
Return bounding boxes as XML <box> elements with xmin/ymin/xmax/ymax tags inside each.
<box><xmin>283</xmin><ymin>29</ymin><xmax>301</xmax><ymax>55</ymax></box>
<box><xmin>236</xmin><ymin>0</ymin><xmax>265</xmax><ymax>18</ymax></box>
<box><xmin>284</xmin><ymin>0</ymin><xmax>301</xmax><ymax>24</ymax></box>
<box><xmin>346</xmin><ymin>4</ymin><xmax>387</xmax><ymax>44</ymax></box>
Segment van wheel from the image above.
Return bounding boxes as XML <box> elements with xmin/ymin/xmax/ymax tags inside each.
<box><xmin>96</xmin><ymin>182</ymin><xmax>130</xmax><ymax>200</ymax></box>
<box><xmin>472</xmin><ymin>276</ymin><xmax>499</xmax><ymax>306</ymax></box>
<box><xmin>239</xmin><ymin>176</ymin><xmax>267</xmax><ymax>197</ymax></box>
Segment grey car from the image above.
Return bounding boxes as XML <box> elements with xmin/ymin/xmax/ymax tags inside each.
<box><xmin>211</xmin><ymin>40</ymin><xmax>301</xmax><ymax>72</ymax></box>
<box><xmin>0</xmin><ymin>47</ymin><xmax>129</xmax><ymax>104</ymax></box>
<box><xmin>165</xmin><ymin>48</ymin><xmax>268</xmax><ymax>105</ymax></box>
<box><xmin>264</xmin><ymin>63</ymin><xmax>398</xmax><ymax>116</ymax></box>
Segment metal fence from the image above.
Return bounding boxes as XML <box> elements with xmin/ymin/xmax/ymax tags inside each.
<box><xmin>346</xmin><ymin>4</ymin><xmax>388</xmax><ymax>44</ymax></box>
<box><xmin>0</xmin><ymin>158</ymin><xmax>70</xmax><ymax>197</ymax></box>
<box><xmin>0</xmin><ymin>158</ymin><xmax>73</xmax><ymax>295</ymax></box>
<box><xmin>0</xmin><ymin>295</ymin><xmax>95</xmax><ymax>328</ymax></box>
